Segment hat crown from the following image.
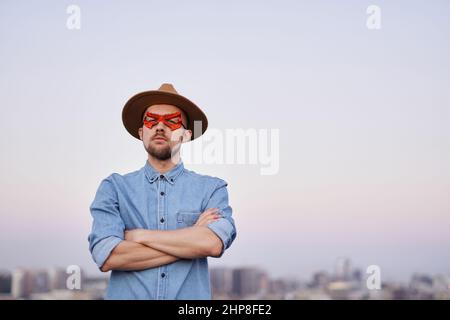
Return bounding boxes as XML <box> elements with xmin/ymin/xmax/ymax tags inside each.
<box><xmin>158</xmin><ymin>83</ymin><xmax>178</xmax><ymax>94</ymax></box>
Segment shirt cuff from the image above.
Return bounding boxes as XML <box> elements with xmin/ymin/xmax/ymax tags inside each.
<box><xmin>91</xmin><ymin>236</ymin><xmax>123</xmax><ymax>269</ymax></box>
<box><xmin>207</xmin><ymin>218</ymin><xmax>236</xmax><ymax>258</ymax></box>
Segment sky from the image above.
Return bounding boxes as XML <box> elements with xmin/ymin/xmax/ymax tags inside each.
<box><xmin>0</xmin><ymin>0</ymin><xmax>449</xmax><ymax>282</ymax></box>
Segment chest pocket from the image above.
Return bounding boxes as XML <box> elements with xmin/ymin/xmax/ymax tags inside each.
<box><xmin>177</xmin><ymin>210</ymin><xmax>202</xmax><ymax>227</ymax></box>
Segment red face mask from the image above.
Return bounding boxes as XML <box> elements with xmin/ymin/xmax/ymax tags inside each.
<box><xmin>143</xmin><ymin>111</ymin><xmax>186</xmax><ymax>131</ymax></box>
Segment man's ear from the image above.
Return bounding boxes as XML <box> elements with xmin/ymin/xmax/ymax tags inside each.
<box><xmin>183</xmin><ymin>129</ymin><xmax>192</xmax><ymax>143</ymax></box>
<box><xmin>138</xmin><ymin>127</ymin><xmax>143</xmax><ymax>141</ymax></box>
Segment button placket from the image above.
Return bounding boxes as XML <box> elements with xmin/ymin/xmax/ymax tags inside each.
<box><xmin>156</xmin><ymin>176</ymin><xmax>168</xmax><ymax>299</ymax></box>
<box><xmin>157</xmin><ymin>177</ymin><xmax>167</xmax><ymax>230</ymax></box>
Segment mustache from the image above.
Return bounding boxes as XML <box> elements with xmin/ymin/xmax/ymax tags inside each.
<box><xmin>151</xmin><ymin>134</ymin><xmax>185</xmax><ymax>142</ymax></box>
<box><xmin>152</xmin><ymin>134</ymin><xmax>168</xmax><ymax>141</ymax></box>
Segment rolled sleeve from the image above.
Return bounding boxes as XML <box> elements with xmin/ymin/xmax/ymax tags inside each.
<box><xmin>91</xmin><ymin>236</ymin><xmax>123</xmax><ymax>269</ymax></box>
<box><xmin>88</xmin><ymin>175</ymin><xmax>125</xmax><ymax>270</ymax></box>
<box><xmin>205</xmin><ymin>178</ymin><xmax>237</xmax><ymax>257</ymax></box>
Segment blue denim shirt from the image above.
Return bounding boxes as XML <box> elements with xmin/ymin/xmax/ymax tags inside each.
<box><xmin>88</xmin><ymin>160</ymin><xmax>237</xmax><ymax>300</ymax></box>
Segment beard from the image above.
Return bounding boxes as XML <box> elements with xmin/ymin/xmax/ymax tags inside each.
<box><xmin>145</xmin><ymin>143</ymin><xmax>172</xmax><ymax>160</ymax></box>
<box><xmin>144</xmin><ymin>136</ymin><xmax>182</xmax><ymax>161</ymax></box>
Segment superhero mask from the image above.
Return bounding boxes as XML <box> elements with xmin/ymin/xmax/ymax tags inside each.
<box><xmin>143</xmin><ymin>111</ymin><xmax>186</xmax><ymax>131</ymax></box>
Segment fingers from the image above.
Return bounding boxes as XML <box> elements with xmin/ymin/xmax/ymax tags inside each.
<box><xmin>197</xmin><ymin>208</ymin><xmax>218</xmax><ymax>223</ymax></box>
<box><xmin>195</xmin><ymin>216</ymin><xmax>219</xmax><ymax>227</ymax></box>
<box><xmin>195</xmin><ymin>208</ymin><xmax>221</xmax><ymax>226</ymax></box>
<box><xmin>195</xmin><ymin>215</ymin><xmax>218</xmax><ymax>227</ymax></box>
<box><xmin>202</xmin><ymin>207</ymin><xmax>219</xmax><ymax>216</ymax></box>
<box><xmin>201</xmin><ymin>215</ymin><xmax>220</xmax><ymax>226</ymax></box>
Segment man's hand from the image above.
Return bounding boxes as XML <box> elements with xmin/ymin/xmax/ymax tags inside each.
<box><xmin>194</xmin><ymin>208</ymin><xmax>221</xmax><ymax>227</ymax></box>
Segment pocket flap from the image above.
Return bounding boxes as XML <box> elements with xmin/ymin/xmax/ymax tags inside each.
<box><xmin>177</xmin><ymin>211</ymin><xmax>201</xmax><ymax>225</ymax></box>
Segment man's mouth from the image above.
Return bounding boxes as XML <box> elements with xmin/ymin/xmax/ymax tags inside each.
<box><xmin>153</xmin><ymin>136</ymin><xmax>167</xmax><ymax>141</ymax></box>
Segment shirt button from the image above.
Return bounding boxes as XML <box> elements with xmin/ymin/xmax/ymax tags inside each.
<box><xmin>160</xmin><ymin>175</ymin><xmax>164</xmax><ymax>179</ymax></box>
<box><xmin>160</xmin><ymin>217</ymin><xmax>165</xmax><ymax>223</ymax></box>
<box><xmin>160</xmin><ymin>191</ymin><xmax>165</xmax><ymax>196</ymax></box>
<box><xmin>161</xmin><ymin>273</ymin><xmax>166</xmax><ymax>278</ymax></box>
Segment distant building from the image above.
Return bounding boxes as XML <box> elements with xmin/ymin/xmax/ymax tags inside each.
<box><xmin>0</xmin><ymin>271</ymin><xmax>12</xmax><ymax>294</ymax></box>
<box><xmin>410</xmin><ymin>273</ymin><xmax>434</xmax><ymax>299</ymax></box>
<box><xmin>11</xmin><ymin>269</ymin><xmax>33</xmax><ymax>299</ymax></box>
<box><xmin>210</xmin><ymin>267</ymin><xmax>233</xmax><ymax>297</ymax></box>
<box><xmin>310</xmin><ymin>271</ymin><xmax>329</xmax><ymax>289</ymax></box>
<box><xmin>48</xmin><ymin>268</ymin><xmax>68</xmax><ymax>291</ymax></box>
<box><xmin>32</xmin><ymin>270</ymin><xmax>50</xmax><ymax>293</ymax></box>
<box><xmin>335</xmin><ymin>257</ymin><xmax>352</xmax><ymax>281</ymax></box>
<box><xmin>231</xmin><ymin>267</ymin><xmax>267</xmax><ymax>298</ymax></box>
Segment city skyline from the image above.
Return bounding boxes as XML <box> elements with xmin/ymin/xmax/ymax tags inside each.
<box><xmin>2</xmin><ymin>258</ymin><xmax>449</xmax><ymax>300</ymax></box>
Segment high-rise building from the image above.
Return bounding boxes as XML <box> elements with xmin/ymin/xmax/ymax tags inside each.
<box><xmin>335</xmin><ymin>257</ymin><xmax>352</xmax><ymax>281</ymax></box>
<box><xmin>11</xmin><ymin>269</ymin><xmax>33</xmax><ymax>299</ymax></box>
<box><xmin>32</xmin><ymin>270</ymin><xmax>50</xmax><ymax>293</ymax></box>
<box><xmin>231</xmin><ymin>267</ymin><xmax>267</xmax><ymax>298</ymax></box>
<box><xmin>0</xmin><ymin>271</ymin><xmax>12</xmax><ymax>294</ymax></box>
<box><xmin>48</xmin><ymin>268</ymin><xmax>68</xmax><ymax>291</ymax></box>
<box><xmin>310</xmin><ymin>271</ymin><xmax>329</xmax><ymax>289</ymax></box>
<box><xmin>210</xmin><ymin>267</ymin><xmax>233</xmax><ymax>296</ymax></box>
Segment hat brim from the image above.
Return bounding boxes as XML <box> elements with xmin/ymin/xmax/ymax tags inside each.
<box><xmin>122</xmin><ymin>90</ymin><xmax>208</xmax><ymax>141</ymax></box>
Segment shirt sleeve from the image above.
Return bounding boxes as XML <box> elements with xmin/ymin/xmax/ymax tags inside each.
<box><xmin>206</xmin><ymin>178</ymin><xmax>237</xmax><ymax>258</ymax></box>
<box><xmin>88</xmin><ymin>175</ymin><xmax>125</xmax><ymax>269</ymax></box>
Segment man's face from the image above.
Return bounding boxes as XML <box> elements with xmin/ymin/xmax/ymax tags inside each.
<box><xmin>138</xmin><ymin>104</ymin><xmax>191</xmax><ymax>161</ymax></box>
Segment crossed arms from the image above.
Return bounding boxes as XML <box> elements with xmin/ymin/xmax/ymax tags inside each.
<box><xmin>88</xmin><ymin>177</ymin><xmax>237</xmax><ymax>273</ymax></box>
<box><xmin>100</xmin><ymin>208</ymin><xmax>223</xmax><ymax>272</ymax></box>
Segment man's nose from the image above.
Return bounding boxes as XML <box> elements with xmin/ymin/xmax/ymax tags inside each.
<box><xmin>154</xmin><ymin>121</ymin><xmax>166</xmax><ymax>132</ymax></box>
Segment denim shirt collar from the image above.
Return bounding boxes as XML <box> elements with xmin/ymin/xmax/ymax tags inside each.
<box><xmin>144</xmin><ymin>159</ymin><xmax>185</xmax><ymax>185</ymax></box>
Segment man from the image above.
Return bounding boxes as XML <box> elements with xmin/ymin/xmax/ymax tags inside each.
<box><xmin>88</xmin><ymin>83</ymin><xmax>237</xmax><ymax>299</ymax></box>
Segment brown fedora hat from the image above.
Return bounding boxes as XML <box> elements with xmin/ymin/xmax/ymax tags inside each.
<box><xmin>122</xmin><ymin>83</ymin><xmax>208</xmax><ymax>140</ymax></box>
